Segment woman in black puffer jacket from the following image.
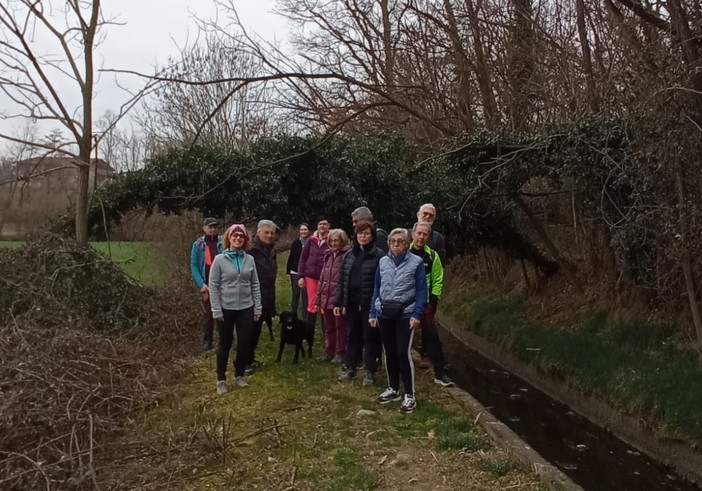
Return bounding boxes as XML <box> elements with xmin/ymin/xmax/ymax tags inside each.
<box><xmin>333</xmin><ymin>220</ymin><xmax>385</xmax><ymax>385</ymax></box>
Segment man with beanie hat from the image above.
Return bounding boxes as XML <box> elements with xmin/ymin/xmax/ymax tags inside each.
<box><xmin>190</xmin><ymin>217</ymin><xmax>223</xmax><ymax>350</ymax></box>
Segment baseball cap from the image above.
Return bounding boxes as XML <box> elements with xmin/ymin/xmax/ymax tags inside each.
<box><xmin>203</xmin><ymin>217</ymin><xmax>218</xmax><ymax>226</ymax></box>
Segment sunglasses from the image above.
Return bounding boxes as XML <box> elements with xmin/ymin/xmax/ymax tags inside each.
<box><xmin>389</xmin><ymin>239</ymin><xmax>407</xmax><ymax>246</ymax></box>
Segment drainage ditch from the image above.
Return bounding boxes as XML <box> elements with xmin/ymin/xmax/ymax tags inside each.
<box><xmin>439</xmin><ymin>324</ymin><xmax>701</xmax><ymax>491</ymax></box>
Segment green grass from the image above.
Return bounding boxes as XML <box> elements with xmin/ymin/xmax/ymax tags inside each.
<box><xmin>91</xmin><ymin>242</ymin><xmax>169</xmax><ymax>286</ymax></box>
<box><xmin>442</xmin><ymin>285</ymin><xmax>702</xmax><ymax>442</ymax></box>
<box><xmin>0</xmin><ymin>241</ymin><xmax>22</xmax><ymax>248</ymax></box>
<box><xmin>479</xmin><ymin>458</ymin><xmax>515</xmax><ymax>476</ymax></box>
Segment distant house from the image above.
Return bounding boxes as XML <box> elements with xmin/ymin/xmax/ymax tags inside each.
<box><xmin>15</xmin><ymin>156</ymin><xmax>115</xmax><ymax>195</ymax></box>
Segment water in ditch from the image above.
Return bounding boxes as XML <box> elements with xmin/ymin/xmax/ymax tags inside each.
<box><xmin>439</xmin><ymin>325</ymin><xmax>700</xmax><ymax>491</ymax></box>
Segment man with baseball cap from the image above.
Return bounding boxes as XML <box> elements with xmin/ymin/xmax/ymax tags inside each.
<box><xmin>190</xmin><ymin>217</ymin><xmax>223</xmax><ymax>350</ymax></box>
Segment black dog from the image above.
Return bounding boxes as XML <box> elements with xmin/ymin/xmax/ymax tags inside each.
<box><xmin>276</xmin><ymin>311</ymin><xmax>314</xmax><ymax>364</ymax></box>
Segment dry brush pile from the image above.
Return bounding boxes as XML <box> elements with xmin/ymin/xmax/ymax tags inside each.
<box><xmin>0</xmin><ymin>236</ymin><xmax>198</xmax><ymax>490</ymax></box>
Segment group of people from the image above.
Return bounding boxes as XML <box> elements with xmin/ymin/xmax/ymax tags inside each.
<box><xmin>190</xmin><ymin>204</ymin><xmax>453</xmax><ymax>414</ymax></box>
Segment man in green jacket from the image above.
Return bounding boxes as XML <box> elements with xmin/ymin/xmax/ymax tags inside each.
<box><xmin>410</xmin><ymin>222</ymin><xmax>454</xmax><ymax>387</ymax></box>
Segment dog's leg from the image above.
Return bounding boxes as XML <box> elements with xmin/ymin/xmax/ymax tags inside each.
<box><xmin>293</xmin><ymin>344</ymin><xmax>300</xmax><ymax>364</ymax></box>
<box><xmin>276</xmin><ymin>339</ymin><xmax>285</xmax><ymax>362</ymax></box>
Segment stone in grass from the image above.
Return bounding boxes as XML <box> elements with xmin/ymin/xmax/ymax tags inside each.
<box><xmin>357</xmin><ymin>409</ymin><xmax>379</xmax><ymax>417</ymax></box>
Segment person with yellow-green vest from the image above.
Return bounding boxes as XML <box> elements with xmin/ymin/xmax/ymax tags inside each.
<box><xmin>410</xmin><ymin>221</ymin><xmax>454</xmax><ymax>387</ymax></box>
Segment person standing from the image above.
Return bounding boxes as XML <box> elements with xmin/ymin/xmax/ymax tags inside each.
<box><xmin>351</xmin><ymin>206</ymin><xmax>389</xmax><ymax>253</ymax></box>
<box><xmin>297</xmin><ymin>217</ymin><xmax>330</xmax><ymax>328</ymax></box>
<box><xmin>410</xmin><ymin>222</ymin><xmax>454</xmax><ymax>387</ymax></box>
<box><xmin>334</xmin><ymin>220</ymin><xmax>385</xmax><ymax>385</ymax></box>
<box><xmin>248</xmin><ymin>219</ymin><xmax>278</xmax><ymax>373</ymax></box>
<box><xmin>315</xmin><ymin>229</ymin><xmax>351</xmax><ymax>363</ymax></box>
<box><xmin>416</xmin><ymin>203</ymin><xmax>446</xmax><ymax>258</ymax></box>
<box><xmin>190</xmin><ymin>217</ymin><xmax>223</xmax><ymax>351</ymax></box>
<box><xmin>286</xmin><ymin>223</ymin><xmax>310</xmax><ymax>317</ymax></box>
<box><xmin>370</xmin><ymin>228</ymin><xmax>427</xmax><ymax>414</ymax></box>
<box><xmin>209</xmin><ymin>224</ymin><xmax>261</xmax><ymax>394</ymax></box>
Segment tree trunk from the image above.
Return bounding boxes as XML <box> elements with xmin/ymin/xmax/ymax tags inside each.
<box><xmin>576</xmin><ymin>0</ymin><xmax>599</xmax><ymax>111</ymax></box>
<box><xmin>514</xmin><ymin>194</ymin><xmax>583</xmax><ymax>293</ymax></box>
<box><xmin>464</xmin><ymin>0</ymin><xmax>498</xmax><ymax>128</ymax></box>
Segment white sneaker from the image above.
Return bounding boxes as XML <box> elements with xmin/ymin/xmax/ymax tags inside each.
<box><xmin>400</xmin><ymin>394</ymin><xmax>416</xmax><ymax>414</ymax></box>
<box><xmin>216</xmin><ymin>380</ymin><xmax>228</xmax><ymax>394</ymax></box>
<box><xmin>235</xmin><ymin>376</ymin><xmax>249</xmax><ymax>388</ymax></box>
<box><xmin>377</xmin><ymin>387</ymin><xmax>401</xmax><ymax>404</ymax></box>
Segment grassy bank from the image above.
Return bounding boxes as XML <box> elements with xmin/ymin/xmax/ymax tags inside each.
<box><xmin>95</xmin><ymin>252</ymin><xmax>547</xmax><ymax>490</ymax></box>
<box><xmin>441</xmin><ymin>283</ymin><xmax>702</xmax><ymax>442</ymax></box>
<box><xmin>0</xmin><ymin>240</ymin><xmax>169</xmax><ymax>286</ymax></box>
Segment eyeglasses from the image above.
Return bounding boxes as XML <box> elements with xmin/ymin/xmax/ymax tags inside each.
<box><xmin>231</xmin><ymin>233</ymin><xmax>246</xmax><ymax>239</ymax></box>
<box><xmin>357</xmin><ymin>231</ymin><xmax>372</xmax><ymax>237</ymax></box>
<box><xmin>389</xmin><ymin>239</ymin><xmax>407</xmax><ymax>246</ymax></box>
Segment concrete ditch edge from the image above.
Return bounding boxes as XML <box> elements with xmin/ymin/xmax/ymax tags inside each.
<box><xmin>445</xmin><ymin>385</ymin><xmax>583</xmax><ymax>491</ymax></box>
<box><xmin>437</xmin><ymin>312</ymin><xmax>702</xmax><ymax>489</ymax></box>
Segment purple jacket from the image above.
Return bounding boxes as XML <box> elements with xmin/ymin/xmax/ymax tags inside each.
<box><xmin>298</xmin><ymin>235</ymin><xmax>329</xmax><ymax>281</ymax></box>
<box><xmin>315</xmin><ymin>247</ymin><xmax>350</xmax><ymax>310</ymax></box>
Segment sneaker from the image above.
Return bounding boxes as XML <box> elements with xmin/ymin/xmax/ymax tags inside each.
<box><xmin>318</xmin><ymin>354</ymin><xmax>333</xmax><ymax>363</ymax></box>
<box><xmin>235</xmin><ymin>376</ymin><xmax>249</xmax><ymax>388</ymax></box>
<box><xmin>400</xmin><ymin>394</ymin><xmax>417</xmax><ymax>413</ymax></box>
<box><xmin>338</xmin><ymin>370</ymin><xmax>357</xmax><ymax>382</ymax></box>
<box><xmin>244</xmin><ymin>365</ymin><xmax>255</xmax><ymax>376</ymax></box>
<box><xmin>216</xmin><ymin>380</ymin><xmax>228</xmax><ymax>395</ymax></box>
<box><xmin>419</xmin><ymin>356</ymin><xmax>432</xmax><ymax>369</ymax></box>
<box><xmin>377</xmin><ymin>387</ymin><xmax>401</xmax><ymax>404</ymax></box>
<box><xmin>330</xmin><ymin>355</ymin><xmax>344</xmax><ymax>365</ymax></box>
<box><xmin>363</xmin><ymin>372</ymin><xmax>375</xmax><ymax>386</ymax></box>
<box><xmin>434</xmin><ymin>373</ymin><xmax>455</xmax><ymax>388</ymax></box>
<box><xmin>250</xmin><ymin>361</ymin><xmax>262</xmax><ymax>369</ymax></box>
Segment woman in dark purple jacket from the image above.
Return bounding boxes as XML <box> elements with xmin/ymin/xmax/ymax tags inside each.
<box><xmin>315</xmin><ymin>229</ymin><xmax>350</xmax><ymax>363</ymax></box>
<box><xmin>297</xmin><ymin>218</ymin><xmax>330</xmax><ymax>327</ymax></box>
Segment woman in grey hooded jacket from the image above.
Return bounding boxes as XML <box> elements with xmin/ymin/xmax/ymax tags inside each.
<box><xmin>209</xmin><ymin>224</ymin><xmax>262</xmax><ymax>394</ymax></box>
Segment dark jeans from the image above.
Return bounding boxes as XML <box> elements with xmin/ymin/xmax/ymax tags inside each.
<box><xmin>250</xmin><ymin>307</ymin><xmax>274</xmax><ymax>364</ymax></box>
<box><xmin>290</xmin><ymin>273</ymin><xmax>307</xmax><ymax>317</ymax></box>
<box><xmin>421</xmin><ymin>305</ymin><xmax>448</xmax><ymax>377</ymax></box>
<box><xmin>378</xmin><ymin>317</ymin><xmax>415</xmax><ymax>396</ymax></box>
<box><xmin>200</xmin><ymin>293</ymin><xmax>214</xmax><ymax>346</ymax></box>
<box><xmin>218</xmin><ymin>307</ymin><xmax>254</xmax><ymax>379</ymax></box>
<box><xmin>344</xmin><ymin>303</ymin><xmax>382</xmax><ymax>374</ymax></box>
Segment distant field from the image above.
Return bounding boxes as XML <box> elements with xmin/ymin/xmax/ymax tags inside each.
<box><xmin>0</xmin><ymin>241</ymin><xmax>169</xmax><ymax>286</ymax></box>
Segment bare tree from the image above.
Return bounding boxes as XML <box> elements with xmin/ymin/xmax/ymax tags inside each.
<box><xmin>0</xmin><ymin>0</ymin><xmax>151</xmax><ymax>246</ymax></box>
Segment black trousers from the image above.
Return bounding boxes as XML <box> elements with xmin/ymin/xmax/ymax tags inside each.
<box><xmin>378</xmin><ymin>317</ymin><xmax>415</xmax><ymax>396</ymax></box>
<box><xmin>218</xmin><ymin>307</ymin><xmax>254</xmax><ymax>379</ymax></box>
<box><xmin>421</xmin><ymin>305</ymin><xmax>448</xmax><ymax>377</ymax></box>
<box><xmin>250</xmin><ymin>307</ymin><xmax>274</xmax><ymax>364</ymax></box>
<box><xmin>344</xmin><ymin>303</ymin><xmax>382</xmax><ymax>374</ymax></box>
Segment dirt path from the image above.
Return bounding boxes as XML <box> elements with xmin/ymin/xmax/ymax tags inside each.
<box><xmin>96</xmin><ymin>334</ymin><xmax>548</xmax><ymax>491</ymax></box>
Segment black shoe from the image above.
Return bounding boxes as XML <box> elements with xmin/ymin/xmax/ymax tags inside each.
<box><xmin>338</xmin><ymin>370</ymin><xmax>357</xmax><ymax>382</ymax></box>
<box><xmin>434</xmin><ymin>373</ymin><xmax>455</xmax><ymax>388</ymax></box>
<box><xmin>245</xmin><ymin>365</ymin><xmax>255</xmax><ymax>376</ymax></box>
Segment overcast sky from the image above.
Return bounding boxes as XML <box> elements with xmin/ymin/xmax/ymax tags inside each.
<box><xmin>0</xmin><ymin>0</ymin><xmax>291</xmax><ymax>153</ymax></box>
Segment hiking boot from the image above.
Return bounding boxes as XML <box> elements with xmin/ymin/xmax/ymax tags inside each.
<box><xmin>338</xmin><ymin>369</ymin><xmax>357</xmax><ymax>382</ymax></box>
<box><xmin>419</xmin><ymin>357</ymin><xmax>432</xmax><ymax>369</ymax></box>
<box><xmin>235</xmin><ymin>376</ymin><xmax>249</xmax><ymax>388</ymax></box>
<box><xmin>244</xmin><ymin>365</ymin><xmax>255</xmax><ymax>376</ymax></box>
<box><xmin>250</xmin><ymin>360</ymin><xmax>262</xmax><ymax>369</ymax></box>
<box><xmin>363</xmin><ymin>372</ymin><xmax>375</xmax><ymax>386</ymax></box>
<box><xmin>400</xmin><ymin>394</ymin><xmax>417</xmax><ymax>414</ymax></box>
<box><xmin>216</xmin><ymin>380</ymin><xmax>228</xmax><ymax>395</ymax></box>
<box><xmin>330</xmin><ymin>355</ymin><xmax>344</xmax><ymax>365</ymax></box>
<box><xmin>434</xmin><ymin>373</ymin><xmax>455</xmax><ymax>388</ymax></box>
<box><xmin>377</xmin><ymin>387</ymin><xmax>401</xmax><ymax>404</ymax></box>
